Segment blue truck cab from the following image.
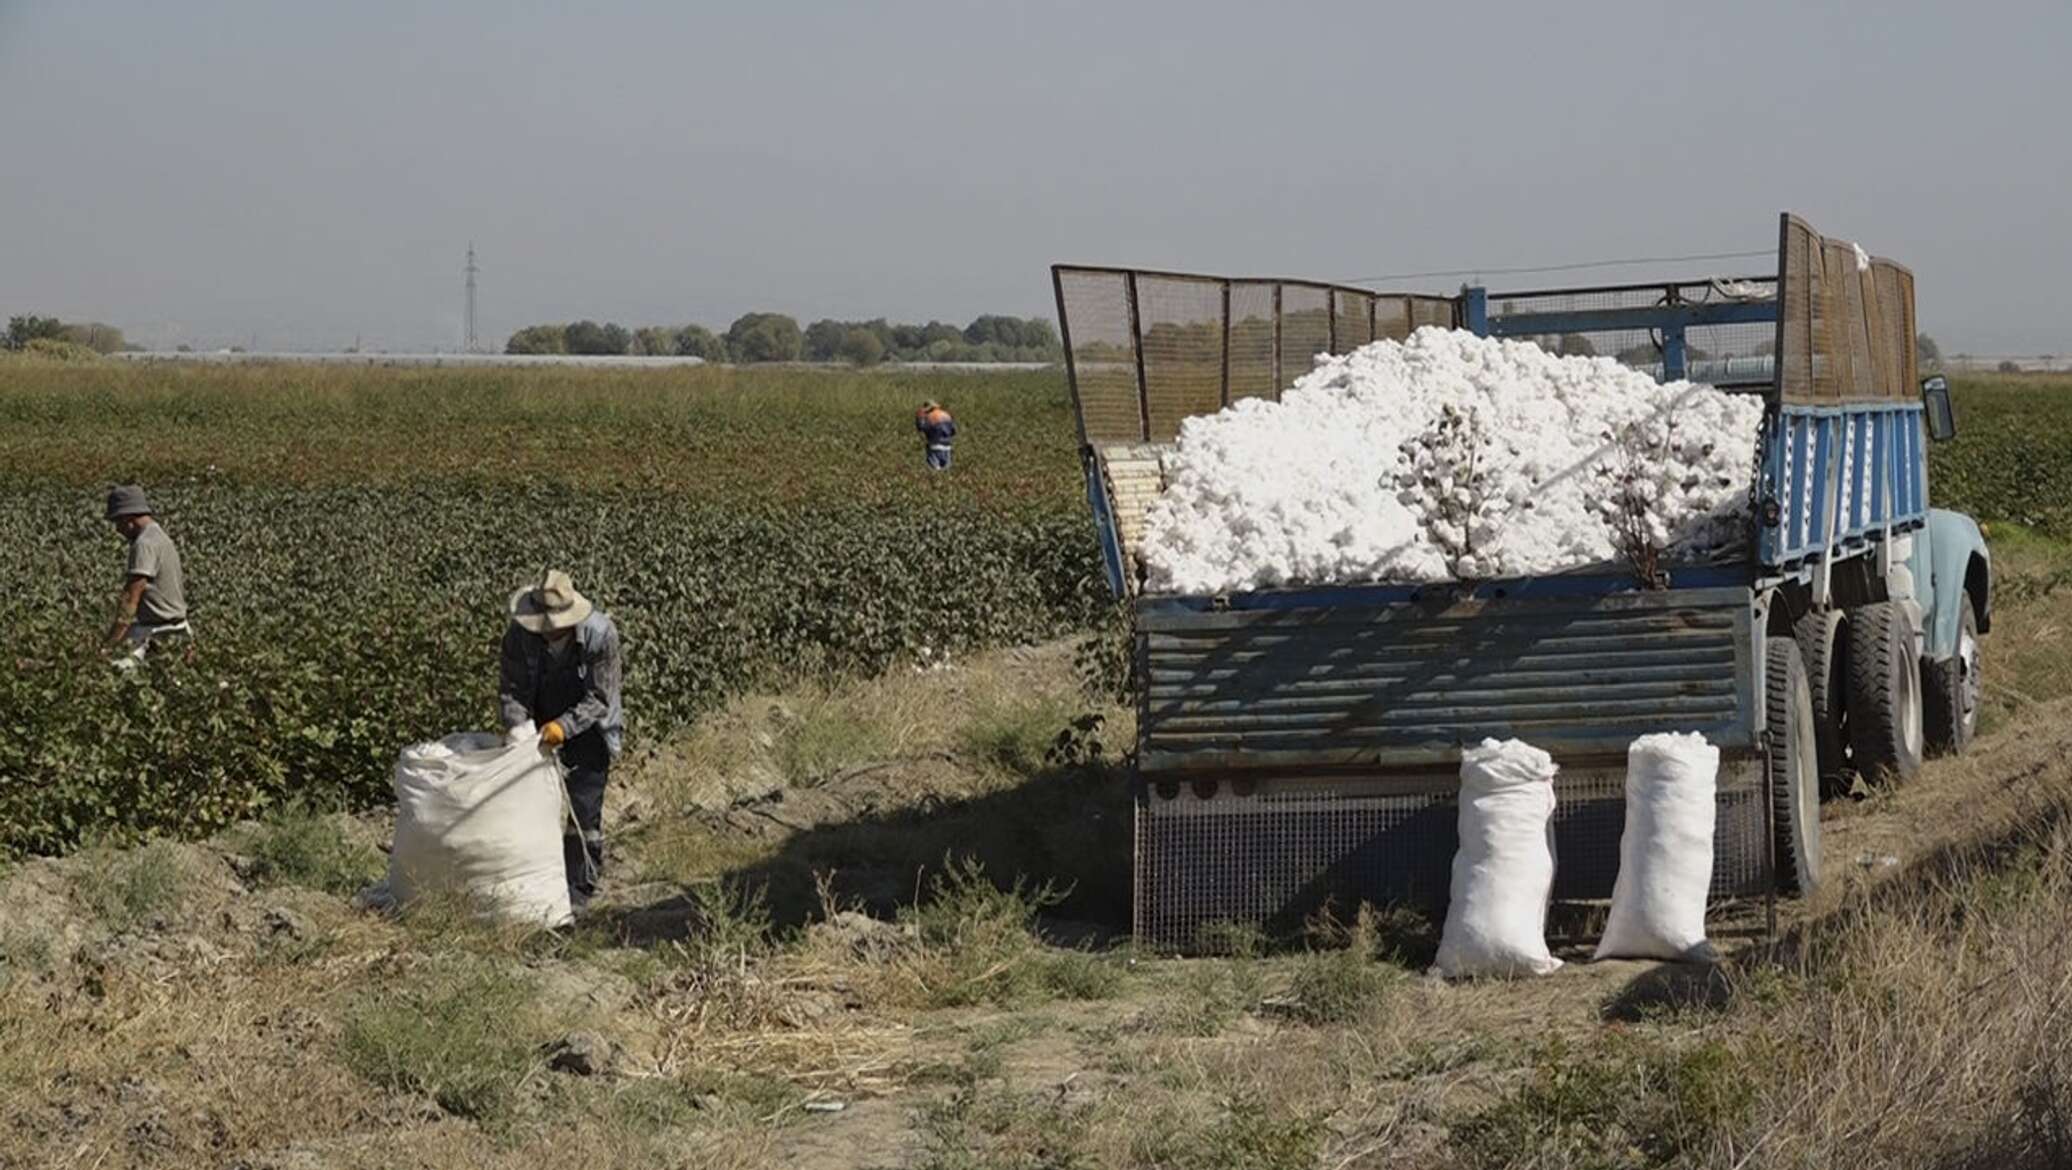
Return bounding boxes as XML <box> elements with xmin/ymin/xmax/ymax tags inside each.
<box><xmin>1052</xmin><ymin>213</ymin><xmax>1989</xmax><ymax>950</ymax></box>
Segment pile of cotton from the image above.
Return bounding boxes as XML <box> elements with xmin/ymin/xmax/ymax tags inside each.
<box><xmin>1140</xmin><ymin>328</ymin><xmax>1765</xmax><ymax>595</ymax></box>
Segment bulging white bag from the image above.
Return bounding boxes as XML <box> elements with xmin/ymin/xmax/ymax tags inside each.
<box><xmin>1431</xmin><ymin>738</ymin><xmax>1562</xmax><ymax>978</ymax></box>
<box><xmin>385</xmin><ymin>723</ymin><xmax>572</xmax><ymax>928</ymax></box>
<box><xmin>1595</xmin><ymin>732</ymin><xmax>1718</xmax><ymax>962</ymax></box>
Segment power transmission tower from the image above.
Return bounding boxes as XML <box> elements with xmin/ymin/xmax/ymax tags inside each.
<box><xmin>464</xmin><ymin>242</ymin><xmax>480</xmax><ymax>353</ymax></box>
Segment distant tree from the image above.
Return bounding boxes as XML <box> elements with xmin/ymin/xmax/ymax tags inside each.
<box><xmin>563</xmin><ymin>320</ymin><xmax>630</xmax><ymax>355</ymax></box>
<box><xmin>5</xmin><ymin>314</ymin><xmax>64</xmax><ymax>350</ymax></box>
<box><xmin>837</xmin><ymin>327</ymin><xmax>884</xmax><ymax>366</ymax></box>
<box><xmin>1916</xmin><ymin>333</ymin><xmax>1941</xmax><ymax>367</ymax></box>
<box><xmin>1020</xmin><ymin>318</ymin><xmax>1061</xmax><ymax>355</ymax></box>
<box><xmin>964</xmin><ymin>314</ymin><xmax>1024</xmax><ymax>348</ymax></box>
<box><xmin>674</xmin><ymin>324</ymin><xmax>728</xmax><ymax>361</ymax></box>
<box><xmin>801</xmin><ymin>318</ymin><xmax>849</xmax><ymax>362</ymax></box>
<box><xmin>505</xmin><ymin>324</ymin><xmax>567</xmax><ymax>355</ymax></box>
<box><xmin>726</xmin><ymin>312</ymin><xmax>802</xmax><ymax>363</ymax></box>
<box><xmin>58</xmin><ymin>322</ymin><xmax>126</xmax><ymax>354</ymax></box>
<box><xmin>631</xmin><ymin>326</ymin><xmax>679</xmax><ymax>356</ymax></box>
<box><xmin>1557</xmin><ymin>333</ymin><xmax>1597</xmax><ymax>358</ymax></box>
<box><xmin>920</xmin><ymin>321</ymin><xmax>963</xmax><ymax>348</ymax></box>
<box><xmin>1998</xmin><ymin>360</ymin><xmax>2022</xmax><ymax>374</ymax></box>
<box><xmin>175</xmin><ymin>343</ymin><xmax>193</xmax><ymax>353</ymax></box>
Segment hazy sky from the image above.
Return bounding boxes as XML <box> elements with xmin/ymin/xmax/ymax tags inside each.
<box><xmin>2</xmin><ymin>0</ymin><xmax>2066</xmax><ymax>353</ymax></box>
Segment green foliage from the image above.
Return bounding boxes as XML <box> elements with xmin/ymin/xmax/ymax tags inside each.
<box><xmin>504</xmin><ymin>324</ymin><xmax>567</xmax><ymax>355</ymax></box>
<box><xmin>672</xmin><ymin>324</ymin><xmax>728</xmax><ymax>361</ymax></box>
<box><xmin>900</xmin><ymin>856</ymin><xmax>1065</xmax><ymax>1008</ymax></box>
<box><xmin>1918</xmin><ymin>332</ymin><xmax>1942</xmax><ymax>366</ymax></box>
<box><xmin>1449</xmin><ymin>1034</ymin><xmax>1755</xmax><ymax>1169</ymax></box>
<box><xmin>725</xmin><ymin>312</ymin><xmax>803</xmax><ymax>363</ymax></box>
<box><xmin>5</xmin><ymin>314</ymin><xmax>64</xmax><ymax>350</ymax></box>
<box><xmin>564</xmin><ymin>319</ymin><xmax>631</xmax><ymax>356</ymax></box>
<box><xmin>233</xmin><ymin>803</ymin><xmax>383</xmax><ymax>894</ymax></box>
<box><xmin>338</xmin><ymin>961</ymin><xmax>543</xmax><ymax>1121</ymax></box>
<box><xmin>0</xmin><ymin>363</ymin><xmax>1099</xmax><ymax>855</ymax></box>
<box><xmin>838</xmin><ymin>326</ymin><xmax>884</xmax><ymax>366</ymax></box>
<box><xmin>71</xmin><ymin>839</ymin><xmax>188</xmax><ymax>929</ymax></box>
<box><xmin>1928</xmin><ymin>375</ymin><xmax>2072</xmax><ymax>538</ymax></box>
<box><xmin>13</xmin><ymin>338</ymin><xmax>99</xmax><ymax>362</ymax></box>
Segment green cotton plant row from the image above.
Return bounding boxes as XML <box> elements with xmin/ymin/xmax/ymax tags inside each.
<box><xmin>1925</xmin><ymin>376</ymin><xmax>2072</xmax><ymax>540</ymax></box>
<box><xmin>0</xmin><ymin>479</ymin><xmax>1103</xmax><ymax>855</ymax></box>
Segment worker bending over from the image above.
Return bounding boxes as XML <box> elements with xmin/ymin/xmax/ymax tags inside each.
<box><xmin>915</xmin><ymin>400</ymin><xmax>957</xmax><ymax>471</ymax></box>
<box><xmin>103</xmin><ymin>485</ymin><xmax>191</xmax><ymax>663</ymax></box>
<box><xmin>500</xmin><ymin>569</ymin><xmax>624</xmax><ymax>908</ymax></box>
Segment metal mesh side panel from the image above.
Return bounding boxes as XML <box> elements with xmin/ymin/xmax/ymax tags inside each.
<box><xmin>1132</xmin><ymin>766</ymin><xmax>1770</xmax><ymax>952</ymax></box>
<box><xmin>1058</xmin><ymin>270</ymin><xmax>1143</xmax><ymax>442</ymax></box>
<box><xmin>1780</xmin><ymin>220</ymin><xmax>1817</xmax><ymax>401</ymax></box>
<box><xmin>1410</xmin><ymin>297</ymin><xmax>1455</xmax><ymax>330</ymax></box>
<box><xmin>1228</xmin><ymin>281</ymin><xmax>1276</xmax><ymax>401</ymax></box>
<box><xmin>1279</xmin><ymin>284</ymin><xmax>1331</xmax><ymax>388</ymax></box>
<box><xmin>1331</xmin><ymin>289</ymin><xmax>1374</xmax><ymax>355</ymax></box>
<box><xmin>1374</xmin><ymin>295</ymin><xmax>1412</xmax><ymax>342</ymax></box>
<box><xmin>1137</xmin><ymin>275</ymin><xmax>1225</xmax><ymax>441</ymax></box>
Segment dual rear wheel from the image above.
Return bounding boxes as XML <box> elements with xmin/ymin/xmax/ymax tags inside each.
<box><xmin>1770</xmin><ymin>594</ymin><xmax>1977</xmax><ymax>895</ymax></box>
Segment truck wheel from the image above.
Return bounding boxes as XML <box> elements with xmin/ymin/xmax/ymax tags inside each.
<box><xmin>1846</xmin><ymin>602</ymin><xmax>1925</xmax><ymax>785</ymax></box>
<box><xmin>1793</xmin><ymin>609</ymin><xmax>1851</xmax><ymax>799</ymax></box>
<box><xmin>1766</xmin><ymin>636</ymin><xmax>1822</xmax><ymax>896</ymax></box>
<box><xmin>1924</xmin><ymin>592</ymin><xmax>1981</xmax><ymax>755</ymax></box>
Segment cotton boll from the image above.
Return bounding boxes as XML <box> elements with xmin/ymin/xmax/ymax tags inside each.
<box><xmin>1138</xmin><ymin>329</ymin><xmax>1762</xmax><ymax>592</ymax></box>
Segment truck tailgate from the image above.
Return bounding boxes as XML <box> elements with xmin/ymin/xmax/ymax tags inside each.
<box><xmin>1138</xmin><ymin>583</ymin><xmax>1758</xmax><ymax>772</ymax></box>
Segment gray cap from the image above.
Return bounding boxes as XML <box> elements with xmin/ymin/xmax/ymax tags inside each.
<box><xmin>105</xmin><ymin>485</ymin><xmax>153</xmax><ymax>520</ymax></box>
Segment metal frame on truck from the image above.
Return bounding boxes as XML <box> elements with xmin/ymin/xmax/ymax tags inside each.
<box><xmin>1053</xmin><ymin>212</ymin><xmax>1991</xmax><ymax>952</ymax></box>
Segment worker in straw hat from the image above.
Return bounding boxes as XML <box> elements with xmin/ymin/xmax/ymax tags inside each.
<box><xmin>914</xmin><ymin>399</ymin><xmax>957</xmax><ymax>471</ymax></box>
<box><xmin>103</xmin><ymin>485</ymin><xmax>191</xmax><ymax>663</ymax></box>
<box><xmin>499</xmin><ymin>569</ymin><xmax>624</xmax><ymax>908</ymax></box>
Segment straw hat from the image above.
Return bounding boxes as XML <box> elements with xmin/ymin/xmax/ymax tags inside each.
<box><xmin>509</xmin><ymin>569</ymin><xmax>594</xmax><ymax>633</ymax></box>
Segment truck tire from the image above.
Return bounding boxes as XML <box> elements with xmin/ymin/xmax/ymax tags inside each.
<box><xmin>1766</xmin><ymin>636</ymin><xmax>1822</xmax><ymax>896</ymax></box>
<box><xmin>1793</xmin><ymin>609</ymin><xmax>1851</xmax><ymax>799</ymax></box>
<box><xmin>1846</xmin><ymin>601</ymin><xmax>1925</xmax><ymax>785</ymax></box>
<box><xmin>1924</xmin><ymin>592</ymin><xmax>1981</xmax><ymax>755</ymax></box>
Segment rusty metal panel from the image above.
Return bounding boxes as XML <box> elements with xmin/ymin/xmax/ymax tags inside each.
<box><xmin>1135</xmin><ymin>586</ymin><xmax>1758</xmax><ymax>772</ymax></box>
<box><xmin>1777</xmin><ymin>216</ymin><xmax>1917</xmax><ymax>405</ymax></box>
<box><xmin>1332</xmin><ymin>288</ymin><xmax>1374</xmax><ymax>355</ymax></box>
<box><xmin>1133</xmin><ymin>759</ymin><xmax>1771</xmax><ymax>951</ymax></box>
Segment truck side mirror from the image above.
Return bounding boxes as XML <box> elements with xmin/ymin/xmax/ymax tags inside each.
<box><xmin>1922</xmin><ymin>375</ymin><xmax>1957</xmax><ymax>441</ymax></box>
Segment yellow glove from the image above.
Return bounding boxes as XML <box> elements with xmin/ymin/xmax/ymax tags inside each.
<box><xmin>540</xmin><ymin>720</ymin><xmax>568</xmax><ymax>747</ymax></box>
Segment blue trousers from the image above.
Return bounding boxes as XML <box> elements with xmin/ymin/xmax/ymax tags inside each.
<box><xmin>926</xmin><ymin>447</ymin><xmax>953</xmax><ymax>471</ymax></box>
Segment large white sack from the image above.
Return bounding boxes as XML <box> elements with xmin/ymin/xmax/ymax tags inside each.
<box><xmin>385</xmin><ymin>723</ymin><xmax>572</xmax><ymax>928</ymax></box>
<box><xmin>1431</xmin><ymin>738</ymin><xmax>1562</xmax><ymax>978</ymax></box>
<box><xmin>1595</xmin><ymin>732</ymin><xmax>1719</xmax><ymax>962</ymax></box>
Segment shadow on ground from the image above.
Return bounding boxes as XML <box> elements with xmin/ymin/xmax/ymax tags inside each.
<box><xmin>592</xmin><ymin>759</ymin><xmax>1136</xmax><ymax>948</ymax></box>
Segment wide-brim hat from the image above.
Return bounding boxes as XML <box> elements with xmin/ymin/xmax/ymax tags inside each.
<box><xmin>509</xmin><ymin>569</ymin><xmax>594</xmax><ymax>633</ymax></box>
<box><xmin>106</xmin><ymin>484</ymin><xmax>153</xmax><ymax>520</ymax></box>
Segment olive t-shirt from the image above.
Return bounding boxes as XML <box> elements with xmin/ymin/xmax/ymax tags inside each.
<box><xmin>126</xmin><ymin>521</ymin><xmax>188</xmax><ymax>626</ymax></box>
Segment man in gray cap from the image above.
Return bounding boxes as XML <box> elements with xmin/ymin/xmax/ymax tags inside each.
<box><xmin>498</xmin><ymin>569</ymin><xmax>624</xmax><ymax>908</ymax></box>
<box><xmin>104</xmin><ymin>485</ymin><xmax>190</xmax><ymax>660</ymax></box>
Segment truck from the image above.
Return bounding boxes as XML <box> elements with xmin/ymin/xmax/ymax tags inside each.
<box><xmin>1051</xmin><ymin>214</ymin><xmax>1990</xmax><ymax>951</ymax></box>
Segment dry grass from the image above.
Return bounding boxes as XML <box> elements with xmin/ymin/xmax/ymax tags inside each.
<box><xmin>7</xmin><ymin>559</ymin><xmax>2072</xmax><ymax>1168</ymax></box>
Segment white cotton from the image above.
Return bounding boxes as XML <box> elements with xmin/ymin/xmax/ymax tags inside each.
<box><xmin>1595</xmin><ymin>732</ymin><xmax>1720</xmax><ymax>962</ymax></box>
<box><xmin>1431</xmin><ymin>737</ymin><xmax>1563</xmax><ymax>979</ymax></box>
<box><xmin>1138</xmin><ymin>328</ymin><xmax>1765</xmax><ymax>594</ymax></box>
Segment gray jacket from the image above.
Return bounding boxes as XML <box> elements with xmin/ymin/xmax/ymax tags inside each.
<box><xmin>498</xmin><ymin>610</ymin><xmax>625</xmax><ymax>755</ymax></box>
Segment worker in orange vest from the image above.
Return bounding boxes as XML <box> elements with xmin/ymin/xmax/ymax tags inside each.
<box><xmin>915</xmin><ymin>400</ymin><xmax>957</xmax><ymax>471</ymax></box>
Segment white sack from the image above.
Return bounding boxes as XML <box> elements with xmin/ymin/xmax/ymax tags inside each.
<box><xmin>1431</xmin><ymin>738</ymin><xmax>1562</xmax><ymax>978</ymax></box>
<box><xmin>385</xmin><ymin>722</ymin><xmax>572</xmax><ymax>928</ymax></box>
<box><xmin>1595</xmin><ymin>732</ymin><xmax>1719</xmax><ymax>962</ymax></box>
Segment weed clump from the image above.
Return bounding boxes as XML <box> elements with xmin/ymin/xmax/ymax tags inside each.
<box><xmin>338</xmin><ymin>960</ymin><xmax>543</xmax><ymax>1121</ymax></box>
